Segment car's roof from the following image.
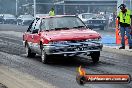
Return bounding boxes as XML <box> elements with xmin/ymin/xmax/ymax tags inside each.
<box><xmin>3</xmin><ymin>14</ymin><xmax>14</xmax><ymax>16</ymax></box>
<box><xmin>36</xmin><ymin>15</ymin><xmax>76</xmax><ymax>19</ymax></box>
<box><xmin>3</xmin><ymin>14</ymin><xmax>15</xmax><ymax>17</ymax></box>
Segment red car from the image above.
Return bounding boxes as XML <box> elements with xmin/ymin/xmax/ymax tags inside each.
<box><xmin>23</xmin><ymin>15</ymin><xmax>103</xmax><ymax>64</ymax></box>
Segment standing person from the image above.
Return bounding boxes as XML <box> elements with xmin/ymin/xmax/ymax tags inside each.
<box><xmin>117</xmin><ymin>4</ymin><xmax>132</xmax><ymax>49</ymax></box>
<box><xmin>49</xmin><ymin>8</ymin><xmax>55</xmax><ymax>16</ymax></box>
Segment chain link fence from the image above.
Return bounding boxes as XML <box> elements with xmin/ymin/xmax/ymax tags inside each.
<box><xmin>20</xmin><ymin>0</ymin><xmax>132</xmax><ymax>30</ymax></box>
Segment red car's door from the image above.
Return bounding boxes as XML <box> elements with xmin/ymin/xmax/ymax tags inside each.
<box><xmin>25</xmin><ymin>32</ymin><xmax>34</xmax><ymax>45</ymax></box>
<box><xmin>25</xmin><ymin>19</ymin><xmax>39</xmax><ymax>50</ymax></box>
<box><xmin>24</xmin><ymin>23</ymin><xmax>34</xmax><ymax>48</ymax></box>
<box><xmin>32</xmin><ymin>18</ymin><xmax>42</xmax><ymax>54</ymax></box>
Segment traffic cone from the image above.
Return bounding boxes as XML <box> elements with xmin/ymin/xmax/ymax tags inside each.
<box><xmin>115</xmin><ymin>18</ymin><xmax>128</xmax><ymax>45</ymax></box>
<box><xmin>116</xmin><ymin>18</ymin><xmax>121</xmax><ymax>44</ymax></box>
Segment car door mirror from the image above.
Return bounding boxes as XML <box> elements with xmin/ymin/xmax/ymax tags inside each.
<box><xmin>32</xmin><ymin>29</ymin><xmax>39</xmax><ymax>34</ymax></box>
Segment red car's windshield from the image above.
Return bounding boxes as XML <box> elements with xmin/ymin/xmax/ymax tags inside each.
<box><xmin>41</xmin><ymin>16</ymin><xmax>86</xmax><ymax>30</ymax></box>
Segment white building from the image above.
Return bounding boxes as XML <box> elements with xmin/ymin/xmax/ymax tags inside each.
<box><xmin>54</xmin><ymin>0</ymin><xmax>132</xmax><ymax>15</ymax></box>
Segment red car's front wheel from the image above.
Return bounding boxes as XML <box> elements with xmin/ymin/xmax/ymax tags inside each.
<box><xmin>25</xmin><ymin>44</ymin><xmax>36</xmax><ymax>57</ymax></box>
<box><xmin>41</xmin><ymin>48</ymin><xmax>48</xmax><ymax>64</ymax></box>
<box><xmin>90</xmin><ymin>51</ymin><xmax>100</xmax><ymax>63</ymax></box>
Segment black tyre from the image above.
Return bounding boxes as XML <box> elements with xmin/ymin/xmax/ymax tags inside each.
<box><xmin>41</xmin><ymin>48</ymin><xmax>48</xmax><ymax>64</ymax></box>
<box><xmin>25</xmin><ymin>44</ymin><xmax>36</xmax><ymax>57</ymax></box>
<box><xmin>90</xmin><ymin>51</ymin><xmax>100</xmax><ymax>63</ymax></box>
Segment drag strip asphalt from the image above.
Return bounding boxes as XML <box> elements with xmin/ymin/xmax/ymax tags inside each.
<box><xmin>0</xmin><ymin>25</ymin><xmax>132</xmax><ymax>88</ymax></box>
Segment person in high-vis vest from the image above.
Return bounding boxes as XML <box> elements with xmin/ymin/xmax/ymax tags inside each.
<box><xmin>117</xmin><ymin>4</ymin><xmax>132</xmax><ymax>49</ymax></box>
<box><xmin>49</xmin><ymin>8</ymin><xmax>55</xmax><ymax>16</ymax></box>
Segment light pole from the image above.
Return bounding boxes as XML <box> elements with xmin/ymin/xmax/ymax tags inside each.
<box><xmin>130</xmin><ymin>0</ymin><xmax>132</xmax><ymax>10</ymax></box>
<box><xmin>33</xmin><ymin>0</ymin><xmax>36</xmax><ymax>17</ymax></box>
<box><xmin>63</xmin><ymin>4</ymin><xmax>65</xmax><ymax>15</ymax></box>
<box><xmin>16</xmin><ymin>0</ymin><xmax>18</xmax><ymax>16</ymax></box>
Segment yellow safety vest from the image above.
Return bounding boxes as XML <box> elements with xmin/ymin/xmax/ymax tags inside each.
<box><xmin>118</xmin><ymin>9</ymin><xmax>131</xmax><ymax>24</ymax></box>
<box><xmin>49</xmin><ymin>11</ymin><xmax>55</xmax><ymax>16</ymax></box>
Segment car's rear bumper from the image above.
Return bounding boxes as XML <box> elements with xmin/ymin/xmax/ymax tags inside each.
<box><xmin>86</xmin><ymin>24</ymin><xmax>106</xmax><ymax>28</ymax></box>
<box><xmin>4</xmin><ymin>19</ymin><xmax>17</xmax><ymax>24</ymax></box>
